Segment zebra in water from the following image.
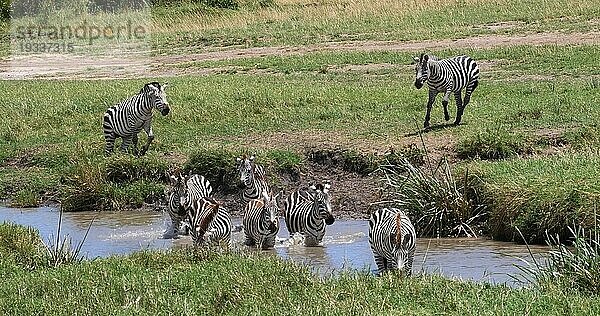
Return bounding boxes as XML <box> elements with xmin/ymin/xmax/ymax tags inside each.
<box><xmin>186</xmin><ymin>196</ymin><xmax>232</xmax><ymax>246</ymax></box>
<box><xmin>237</xmin><ymin>155</ymin><xmax>270</xmax><ymax>202</ymax></box>
<box><xmin>284</xmin><ymin>181</ymin><xmax>335</xmax><ymax>247</ymax></box>
<box><xmin>413</xmin><ymin>54</ymin><xmax>479</xmax><ymax>128</ymax></box>
<box><xmin>103</xmin><ymin>82</ymin><xmax>170</xmax><ymax>156</ymax></box>
<box><xmin>164</xmin><ymin>171</ymin><xmax>213</xmax><ymax>239</ymax></box>
<box><xmin>369</xmin><ymin>207</ymin><xmax>416</xmax><ymax>276</ymax></box>
<box><xmin>243</xmin><ymin>190</ymin><xmax>280</xmax><ymax>249</ymax></box>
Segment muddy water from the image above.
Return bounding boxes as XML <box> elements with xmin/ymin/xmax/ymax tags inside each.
<box><xmin>0</xmin><ymin>206</ymin><xmax>547</xmax><ymax>286</ymax></box>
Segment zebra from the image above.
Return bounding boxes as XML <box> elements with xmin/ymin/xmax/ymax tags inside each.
<box><xmin>236</xmin><ymin>155</ymin><xmax>270</xmax><ymax>202</ymax></box>
<box><xmin>164</xmin><ymin>171</ymin><xmax>213</xmax><ymax>239</ymax></box>
<box><xmin>243</xmin><ymin>190</ymin><xmax>280</xmax><ymax>249</ymax></box>
<box><xmin>185</xmin><ymin>196</ymin><xmax>232</xmax><ymax>247</ymax></box>
<box><xmin>413</xmin><ymin>54</ymin><xmax>479</xmax><ymax>128</ymax></box>
<box><xmin>369</xmin><ymin>207</ymin><xmax>416</xmax><ymax>276</ymax></box>
<box><xmin>284</xmin><ymin>181</ymin><xmax>335</xmax><ymax>247</ymax></box>
<box><xmin>103</xmin><ymin>82</ymin><xmax>170</xmax><ymax>156</ymax></box>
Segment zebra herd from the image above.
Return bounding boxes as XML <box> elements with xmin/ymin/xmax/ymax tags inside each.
<box><xmin>102</xmin><ymin>54</ymin><xmax>480</xmax><ymax>275</ymax></box>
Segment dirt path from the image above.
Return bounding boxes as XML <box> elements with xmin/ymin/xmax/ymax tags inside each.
<box><xmin>1</xmin><ymin>31</ymin><xmax>599</xmax><ymax>79</ymax></box>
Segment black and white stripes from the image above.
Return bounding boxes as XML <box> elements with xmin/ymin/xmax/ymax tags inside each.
<box><xmin>103</xmin><ymin>82</ymin><xmax>170</xmax><ymax>156</ymax></box>
<box><xmin>243</xmin><ymin>191</ymin><xmax>280</xmax><ymax>249</ymax></box>
<box><xmin>284</xmin><ymin>182</ymin><xmax>335</xmax><ymax>247</ymax></box>
<box><xmin>369</xmin><ymin>207</ymin><xmax>416</xmax><ymax>275</ymax></box>
<box><xmin>237</xmin><ymin>155</ymin><xmax>270</xmax><ymax>202</ymax></box>
<box><xmin>414</xmin><ymin>54</ymin><xmax>479</xmax><ymax>128</ymax></box>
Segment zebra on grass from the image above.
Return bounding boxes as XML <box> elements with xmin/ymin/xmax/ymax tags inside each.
<box><xmin>284</xmin><ymin>181</ymin><xmax>335</xmax><ymax>247</ymax></box>
<box><xmin>413</xmin><ymin>54</ymin><xmax>479</xmax><ymax>128</ymax></box>
<box><xmin>103</xmin><ymin>82</ymin><xmax>170</xmax><ymax>156</ymax></box>
<box><xmin>243</xmin><ymin>190</ymin><xmax>280</xmax><ymax>249</ymax></box>
<box><xmin>236</xmin><ymin>155</ymin><xmax>270</xmax><ymax>202</ymax></box>
<box><xmin>164</xmin><ymin>171</ymin><xmax>213</xmax><ymax>239</ymax></box>
<box><xmin>186</xmin><ymin>196</ymin><xmax>232</xmax><ymax>246</ymax></box>
<box><xmin>369</xmin><ymin>207</ymin><xmax>416</xmax><ymax>276</ymax></box>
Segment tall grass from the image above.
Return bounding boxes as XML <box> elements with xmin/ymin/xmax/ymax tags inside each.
<box><xmin>380</xmin><ymin>157</ymin><xmax>486</xmax><ymax>238</ymax></box>
<box><xmin>43</xmin><ymin>208</ymin><xmax>95</xmax><ymax>267</ymax></box>
<box><xmin>515</xmin><ymin>222</ymin><xmax>600</xmax><ymax>294</ymax></box>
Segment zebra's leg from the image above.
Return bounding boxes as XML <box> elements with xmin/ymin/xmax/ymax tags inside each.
<box><xmin>374</xmin><ymin>254</ymin><xmax>386</xmax><ymax>275</ymax></box>
<box><xmin>140</xmin><ymin>120</ymin><xmax>154</xmax><ymax>156</ymax></box>
<box><xmin>442</xmin><ymin>89</ymin><xmax>452</xmax><ymax>122</ymax></box>
<box><xmin>132</xmin><ymin>133</ymin><xmax>139</xmax><ymax>156</ymax></box>
<box><xmin>424</xmin><ymin>90</ymin><xmax>438</xmax><ymax>128</ymax></box>
<box><xmin>463</xmin><ymin>79</ymin><xmax>478</xmax><ymax>107</ymax></box>
<box><xmin>104</xmin><ymin>133</ymin><xmax>116</xmax><ymax>156</ymax></box>
<box><xmin>120</xmin><ymin>135</ymin><xmax>133</xmax><ymax>153</ymax></box>
<box><xmin>405</xmin><ymin>250</ymin><xmax>415</xmax><ymax>277</ymax></box>
<box><xmin>454</xmin><ymin>90</ymin><xmax>464</xmax><ymax>125</ymax></box>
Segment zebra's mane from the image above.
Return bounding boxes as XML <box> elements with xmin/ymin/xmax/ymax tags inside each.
<box><xmin>140</xmin><ymin>82</ymin><xmax>162</xmax><ymax>94</ymax></box>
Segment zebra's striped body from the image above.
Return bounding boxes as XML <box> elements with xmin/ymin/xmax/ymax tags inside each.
<box><xmin>237</xmin><ymin>155</ymin><xmax>270</xmax><ymax>202</ymax></box>
<box><xmin>243</xmin><ymin>191</ymin><xmax>280</xmax><ymax>249</ymax></box>
<box><xmin>103</xmin><ymin>82</ymin><xmax>170</xmax><ymax>156</ymax></box>
<box><xmin>414</xmin><ymin>54</ymin><xmax>479</xmax><ymax>128</ymax></box>
<box><xmin>186</xmin><ymin>197</ymin><xmax>232</xmax><ymax>246</ymax></box>
<box><xmin>369</xmin><ymin>208</ymin><xmax>416</xmax><ymax>276</ymax></box>
<box><xmin>164</xmin><ymin>172</ymin><xmax>213</xmax><ymax>239</ymax></box>
<box><xmin>284</xmin><ymin>182</ymin><xmax>335</xmax><ymax>247</ymax></box>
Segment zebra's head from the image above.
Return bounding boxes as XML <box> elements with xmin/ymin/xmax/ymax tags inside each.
<box><xmin>176</xmin><ymin>173</ymin><xmax>192</xmax><ymax>209</ymax></box>
<box><xmin>393</xmin><ymin>212</ymin><xmax>414</xmax><ymax>275</ymax></box>
<box><xmin>236</xmin><ymin>155</ymin><xmax>256</xmax><ymax>187</ymax></box>
<box><xmin>309</xmin><ymin>181</ymin><xmax>335</xmax><ymax>225</ymax></box>
<box><xmin>143</xmin><ymin>82</ymin><xmax>170</xmax><ymax>116</ymax></box>
<box><xmin>262</xmin><ymin>190</ymin><xmax>280</xmax><ymax>231</ymax></box>
<box><xmin>413</xmin><ymin>53</ymin><xmax>430</xmax><ymax>89</ymax></box>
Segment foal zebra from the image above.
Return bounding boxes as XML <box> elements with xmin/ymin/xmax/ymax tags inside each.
<box><xmin>369</xmin><ymin>208</ymin><xmax>416</xmax><ymax>276</ymax></box>
<box><xmin>284</xmin><ymin>182</ymin><xmax>335</xmax><ymax>247</ymax></box>
<box><xmin>413</xmin><ymin>54</ymin><xmax>479</xmax><ymax>128</ymax></box>
<box><xmin>237</xmin><ymin>155</ymin><xmax>270</xmax><ymax>202</ymax></box>
<box><xmin>103</xmin><ymin>82</ymin><xmax>170</xmax><ymax>156</ymax></box>
<box><xmin>186</xmin><ymin>196</ymin><xmax>232</xmax><ymax>246</ymax></box>
<box><xmin>243</xmin><ymin>190</ymin><xmax>280</xmax><ymax>249</ymax></box>
<box><xmin>164</xmin><ymin>171</ymin><xmax>212</xmax><ymax>238</ymax></box>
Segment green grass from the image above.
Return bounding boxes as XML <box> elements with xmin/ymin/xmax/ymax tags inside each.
<box><xmin>1</xmin><ymin>223</ymin><xmax>600</xmax><ymax>315</ymax></box>
<box><xmin>470</xmin><ymin>150</ymin><xmax>600</xmax><ymax>243</ymax></box>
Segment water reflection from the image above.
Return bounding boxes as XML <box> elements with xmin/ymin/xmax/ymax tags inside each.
<box><xmin>0</xmin><ymin>206</ymin><xmax>547</xmax><ymax>285</ymax></box>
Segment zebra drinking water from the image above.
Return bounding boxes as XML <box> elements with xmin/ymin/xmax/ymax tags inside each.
<box><xmin>413</xmin><ymin>54</ymin><xmax>479</xmax><ymax>128</ymax></box>
<box><xmin>103</xmin><ymin>82</ymin><xmax>170</xmax><ymax>156</ymax></box>
<box><xmin>369</xmin><ymin>207</ymin><xmax>416</xmax><ymax>276</ymax></box>
<box><xmin>284</xmin><ymin>181</ymin><xmax>335</xmax><ymax>247</ymax></box>
<box><xmin>237</xmin><ymin>155</ymin><xmax>270</xmax><ymax>202</ymax></box>
<box><xmin>185</xmin><ymin>196</ymin><xmax>232</xmax><ymax>247</ymax></box>
<box><xmin>243</xmin><ymin>190</ymin><xmax>280</xmax><ymax>249</ymax></box>
<box><xmin>164</xmin><ymin>171</ymin><xmax>213</xmax><ymax>239</ymax></box>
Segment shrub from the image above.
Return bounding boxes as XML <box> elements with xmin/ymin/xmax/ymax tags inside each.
<box><xmin>105</xmin><ymin>154</ymin><xmax>169</xmax><ymax>184</ymax></box>
<box><xmin>380</xmin><ymin>157</ymin><xmax>486</xmax><ymax>238</ymax></box>
<box><xmin>184</xmin><ymin>148</ymin><xmax>238</xmax><ymax>192</ymax></box>
<box><xmin>0</xmin><ymin>0</ymin><xmax>9</xmax><ymax>20</ymax></box>
<box><xmin>0</xmin><ymin>223</ymin><xmax>46</xmax><ymax>270</ymax></box>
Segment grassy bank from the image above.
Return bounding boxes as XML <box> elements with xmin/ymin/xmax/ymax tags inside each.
<box><xmin>1</xmin><ymin>223</ymin><xmax>599</xmax><ymax>315</ymax></box>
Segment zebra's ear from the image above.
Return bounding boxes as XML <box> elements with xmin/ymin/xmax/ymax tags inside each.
<box><xmin>249</xmin><ymin>155</ymin><xmax>255</xmax><ymax>161</ymax></box>
<box><xmin>412</xmin><ymin>56</ymin><xmax>419</xmax><ymax>64</ymax></box>
<box><xmin>309</xmin><ymin>184</ymin><xmax>317</xmax><ymax>191</ymax></box>
<box><xmin>236</xmin><ymin>157</ymin><xmax>242</xmax><ymax>163</ymax></box>
<box><xmin>423</xmin><ymin>54</ymin><xmax>429</xmax><ymax>62</ymax></box>
<box><xmin>162</xmin><ymin>82</ymin><xmax>169</xmax><ymax>90</ymax></box>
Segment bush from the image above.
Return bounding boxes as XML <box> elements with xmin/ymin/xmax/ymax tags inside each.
<box><xmin>0</xmin><ymin>0</ymin><xmax>9</xmax><ymax>20</ymax></box>
<box><xmin>0</xmin><ymin>223</ymin><xmax>46</xmax><ymax>270</ymax></box>
<box><xmin>380</xmin><ymin>158</ymin><xmax>486</xmax><ymax>238</ymax></box>
<box><xmin>456</xmin><ymin>128</ymin><xmax>533</xmax><ymax>160</ymax></box>
<box><xmin>184</xmin><ymin>148</ymin><xmax>238</xmax><ymax>192</ymax></box>
<box><xmin>105</xmin><ymin>154</ymin><xmax>169</xmax><ymax>184</ymax></box>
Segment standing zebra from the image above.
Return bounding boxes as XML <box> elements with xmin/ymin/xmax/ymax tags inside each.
<box><xmin>185</xmin><ymin>196</ymin><xmax>232</xmax><ymax>246</ymax></box>
<box><xmin>237</xmin><ymin>155</ymin><xmax>270</xmax><ymax>202</ymax></box>
<box><xmin>369</xmin><ymin>207</ymin><xmax>416</xmax><ymax>276</ymax></box>
<box><xmin>164</xmin><ymin>171</ymin><xmax>213</xmax><ymax>239</ymax></box>
<box><xmin>103</xmin><ymin>82</ymin><xmax>170</xmax><ymax>156</ymax></box>
<box><xmin>413</xmin><ymin>54</ymin><xmax>479</xmax><ymax>128</ymax></box>
<box><xmin>243</xmin><ymin>190</ymin><xmax>280</xmax><ymax>249</ymax></box>
<box><xmin>284</xmin><ymin>182</ymin><xmax>335</xmax><ymax>247</ymax></box>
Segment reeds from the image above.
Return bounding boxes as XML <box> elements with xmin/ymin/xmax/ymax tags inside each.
<box><xmin>43</xmin><ymin>207</ymin><xmax>95</xmax><ymax>267</ymax></box>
